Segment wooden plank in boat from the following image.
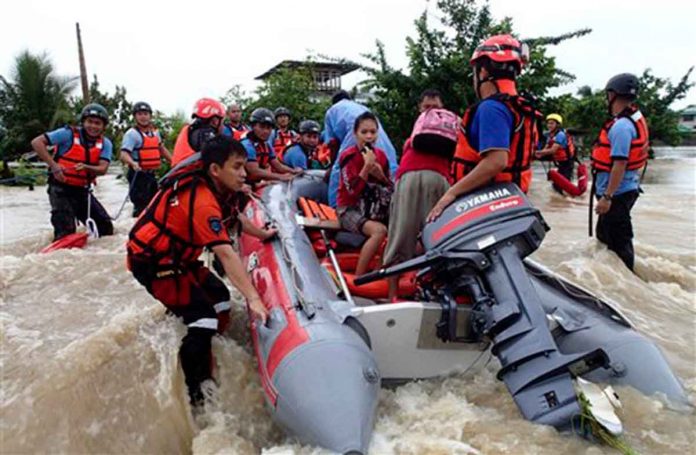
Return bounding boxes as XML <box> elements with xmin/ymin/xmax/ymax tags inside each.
<box><xmin>295</xmin><ymin>215</ymin><xmax>341</xmax><ymax>231</ymax></box>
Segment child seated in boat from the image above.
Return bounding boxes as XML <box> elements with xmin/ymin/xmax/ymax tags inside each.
<box><xmin>336</xmin><ymin>112</ymin><xmax>392</xmax><ymax>276</ymax></box>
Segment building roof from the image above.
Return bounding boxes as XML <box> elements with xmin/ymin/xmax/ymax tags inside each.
<box><xmin>255</xmin><ymin>60</ymin><xmax>359</xmax><ymax>80</ymax></box>
<box><xmin>680</xmin><ymin>105</ymin><xmax>696</xmax><ymax>116</ymax></box>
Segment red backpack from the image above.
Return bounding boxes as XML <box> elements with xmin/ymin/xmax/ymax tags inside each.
<box><xmin>411</xmin><ymin>108</ymin><xmax>459</xmax><ymax>159</ymax></box>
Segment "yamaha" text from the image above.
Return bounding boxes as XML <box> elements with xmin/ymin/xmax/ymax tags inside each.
<box><xmin>455</xmin><ymin>188</ymin><xmax>512</xmax><ymax>213</ymax></box>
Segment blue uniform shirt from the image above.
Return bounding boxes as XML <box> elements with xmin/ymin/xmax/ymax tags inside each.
<box><xmin>468</xmin><ymin>99</ymin><xmax>514</xmax><ymax>154</ymax></box>
<box><xmin>45</xmin><ymin>126</ymin><xmax>113</xmax><ymax>161</ymax></box>
<box><xmin>121</xmin><ymin>127</ymin><xmax>161</xmax><ymax>161</ymax></box>
<box><xmin>240</xmin><ymin>136</ymin><xmax>276</xmax><ymax>162</ymax></box>
<box><xmin>283</xmin><ymin>144</ymin><xmax>309</xmax><ymax>169</ymax></box>
<box><xmin>221</xmin><ymin>124</ymin><xmax>233</xmax><ymax>138</ymax></box>
<box><xmin>552</xmin><ymin>130</ymin><xmax>568</xmax><ymax>149</ymax></box>
<box><xmin>594</xmin><ymin>118</ymin><xmax>640</xmax><ymax>196</ymax></box>
<box><xmin>324</xmin><ymin>100</ymin><xmax>398</xmax><ymax>207</ymax></box>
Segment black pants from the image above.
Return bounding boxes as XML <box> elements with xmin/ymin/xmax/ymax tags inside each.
<box><xmin>129</xmin><ymin>258</ymin><xmax>231</xmax><ymax>406</ymax></box>
<box><xmin>47</xmin><ymin>183</ymin><xmax>114</xmax><ymax>240</ymax></box>
<box><xmin>127</xmin><ymin>169</ymin><xmax>158</xmax><ymax>217</ymax></box>
<box><xmin>596</xmin><ymin>190</ymin><xmax>639</xmax><ymax>271</ymax></box>
<box><xmin>552</xmin><ymin>160</ymin><xmax>574</xmax><ymax>194</ymax></box>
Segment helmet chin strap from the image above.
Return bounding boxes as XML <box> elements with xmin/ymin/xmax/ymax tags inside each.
<box><xmin>474</xmin><ymin>67</ymin><xmax>499</xmax><ymax>99</ymax></box>
<box><xmin>607</xmin><ymin>92</ymin><xmax>617</xmax><ymax>116</ymax></box>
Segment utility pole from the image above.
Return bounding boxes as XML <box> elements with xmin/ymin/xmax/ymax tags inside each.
<box><xmin>76</xmin><ymin>22</ymin><xmax>89</xmax><ymax>103</ymax></box>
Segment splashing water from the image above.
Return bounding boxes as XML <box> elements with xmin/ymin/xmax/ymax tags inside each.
<box><xmin>2</xmin><ymin>149</ymin><xmax>694</xmax><ymax>454</ymax></box>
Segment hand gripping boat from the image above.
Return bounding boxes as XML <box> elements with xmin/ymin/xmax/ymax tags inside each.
<box><xmin>240</xmin><ymin>174</ymin><xmax>688</xmax><ymax>453</ymax></box>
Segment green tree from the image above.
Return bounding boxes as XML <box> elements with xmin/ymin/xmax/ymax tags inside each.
<box><xmin>244</xmin><ymin>66</ymin><xmax>330</xmax><ymax>129</ymax></box>
<box><xmin>70</xmin><ymin>75</ymin><xmax>133</xmax><ymax>150</ymax></box>
<box><xmin>354</xmin><ymin>0</ymin><xmax>590</xmax><ymax>150</ymax></box>
<box><xmin>220</xmin><ymin>84</ymin><xmax>254</xmax><ymax>122</ymax></box>
<box><xmin>545</xmin><ymin>68</ymin><xmax>694</xmax><ymax>149</ymax></box>
<box><xmin>0</xmin><ymin>51</ymin><xmax>77</xmax><ymax>161</ymax></box>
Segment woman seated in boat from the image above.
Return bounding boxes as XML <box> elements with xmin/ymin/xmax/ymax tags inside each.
<box><xmin>336</xmin><ymin>112</ymin><xmax>392</xmax><ymax>276</ymax></box>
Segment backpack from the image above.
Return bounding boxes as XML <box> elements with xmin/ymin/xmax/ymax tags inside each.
<box><xmin>411</xmin><ymin>108</ymin><xmax>459</xmax><ymax>159</ymax></box>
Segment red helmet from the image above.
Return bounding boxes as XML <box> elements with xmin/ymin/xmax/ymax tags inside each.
<box><xmin>192</xmin><ymin>98</ymin><xmax>225</xmax><ymax>119</ymax></box>
<box><xmin>470</xmin><ymin>34</ymin><xmax>529</xmax><ymax>70</ymax></box>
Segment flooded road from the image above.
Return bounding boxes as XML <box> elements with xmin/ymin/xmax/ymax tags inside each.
<box><xmin>1</xmin><ymin>149</ymin><xmax>694</xmax><ymax>454</ymax></box>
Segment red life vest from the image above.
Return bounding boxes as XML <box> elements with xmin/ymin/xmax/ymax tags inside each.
<box><xmin>172</xmin><ymin>124</ymin><xmax>196</xmax><ymax>166</ymax></box>
<box><xmin>127</xmin><ymin>161</ymin><xmax>233</xmax><ymax>267</ymax></box>
<box><xmin>313</xmin><ymin>143</ymin><xmax>333</xmax><ymax>169</ymax></box>
<box><xmin>54</xmin><ymin>127</ymin><xmax>104</xmax><ymax>187</ymax></box>
<box><xmin>244</xmin><ymin>136</ymin><xmax>273</xmax><ymax>170</ymax></box>
<box><xmin>451</xmin><ymin>91</ymin><xmax>541</xmax><ymax>193</ymax></box>
<box><xmin>135</xmin><ymin>127</ymin><xmax>162</xmax><ymax>170</ymax></box>
<box><xmin>273</xmin><ymin>129</ymin><xmax>298</xmax><ymax>160</ymax></box>
<box><xmin>224</xmin><ymin>123</ymin><xmax>249</xmax><ymax>141</ymax></box>
<box><xmin>233</xmin><ymin>129</ymin><xmax>248</xmax><ymax>141</ymax></box>
<box><xmin>547</xmin><ymin>129</ymin><xmax>576</xmax><ymax>162</ymax></box>
<box><xmin>591</xmin><ymin>106</ymin><xmax>649</xmax><ymax>172</ymax></box>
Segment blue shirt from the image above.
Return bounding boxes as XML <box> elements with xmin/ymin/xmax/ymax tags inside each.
<box><xmin>121</xmin><ymin>127</ymin><xmax>161</xmax><ymax>161</ymax></box>
<box><xmin>324</xmin><ymin>100</ymin><xmax>398</xmax><ymax>206</ymax></box>
<box><xmin>468</xmin><ymin>99</ymin><xmax>514</xmax><ymax>154</ymax></box>
<box><xmin>221</xmin><ymin>123</ymin><xmax>249</xmax><ymax>138</ymax></box>
<box><xmin>221</xmin><ymin>124</ymin><xmax>234</xmax><ymax>138</ymax></box>
<box><xmin>240</xmin><ymin>136</ymin><xmax>276</xmax><ymax>162</ymax></box>
<box><xmin>551</xmin><ymin>130</ymin><xmax>568</xmax><ymax>149</ymax></box>
<box><xmin>45</xmin><ymin>126</ymin><xmax>113</xmax><ymax>162</ymax></box>
<box><xmin>283</xmin><ymin>144</ymin><xmax>308</xmax><ymax>169</ymax></box>
<box><xmin>594</xmin><ymin>118</ymin><xmax>641</xmax><ymax>196</ymax></box>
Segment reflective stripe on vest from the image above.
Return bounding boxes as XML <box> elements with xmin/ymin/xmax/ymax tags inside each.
<box><xmin>136</xmin><ymin>128</ymin><xmax>162</xmax><ymax>170</ymax></box>
<box><xmin>591</xmin><ymin>107</ymin><xmax>649</xmax><ymax>172</ymax></box>
<box><xmin>55</xmin><ymin>127</ymin><xmax>103</xmax><ymax>187</ymax></box>
<box><xmin>451</xmin><ymin>94</ymin><xmax>540</xmax><ymax>193</ymax></box>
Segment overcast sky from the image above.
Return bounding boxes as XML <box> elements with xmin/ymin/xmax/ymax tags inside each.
<box><xmin>2</xmin><ymin>0</ymin><xmax>694</xmax><ymax>116</ymax></box>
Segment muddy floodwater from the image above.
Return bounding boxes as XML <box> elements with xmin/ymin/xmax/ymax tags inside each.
<box><xmin>1</xmin><ymin>147</ymin><xmax>694</xmax><ymax>454</ymax></box>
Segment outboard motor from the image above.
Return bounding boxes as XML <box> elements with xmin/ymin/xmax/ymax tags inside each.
<box><xmin>357</xmin><ymin>183</ymin><xmax>611</xmax><ymax>431</ymax></box>
<box><xmin>422</xmin><ymin>182</ymin><xmax>612</xmax><ymax>429</ymax></box>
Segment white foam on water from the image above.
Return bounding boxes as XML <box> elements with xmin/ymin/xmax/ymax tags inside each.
<box><xmin>1</xmin><ymin>159</ymin><xmax>694</xmax><ymax>454</ymax></box>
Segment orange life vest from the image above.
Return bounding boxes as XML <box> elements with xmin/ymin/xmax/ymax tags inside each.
<box><xmin>452</xmin><ymin>92</ymin><xmax>541</xmax><ymax>193</ymax></box>
<box><xmin>591</xmin><ymin>106</ymin><xmax>649</xmax><ymax>172</ymax></box>
<box><xmin>54</xmin><ymin>127</ymin><xmax>104</xmax><ymax>187</ymax></box>
<box><xmin>172</xmin><ymin>124</ymin><xmax>196</xmax><ymax>166</ymax></box>
<box><xmin>313</xmin><ymin>143</ymin><xmax>333</xmax><ymax>169</ymax></box>
<box><xmin>273</xmin><ymin>129</ymin><xmax>298</xmax><ymax>160</ymax></box>
<box><xmin>547</xmin><ymin>129</ymin><xmax>576</xmax><ymax>162</ymax></box>
<box><xmin>127</xmin><ymin>162</ymin><xmax>230</xmax><ymax>267</ymax></box>
<box><xmin>233</xmin><ymin>129</ymin><xmax>247</xmax><ymax>141</ymax></box>
<box><xmin>243</xmin><ymin>136</ymin><xmax>274</xmax><ymax>170</ymax></box>
<box><xmin>223</xmin><ymin>123</ymin><xmax>249</xmax><ymax>141</ymax></box>
<box><xmin>282</xmin><ymin>143</ymin><xmax>332</xmax><ymax>169</ymax></box>
<box><xmin>135</xmin><ymin>127</ymin><xmax>162</xmax><ymax>170</ymax></box>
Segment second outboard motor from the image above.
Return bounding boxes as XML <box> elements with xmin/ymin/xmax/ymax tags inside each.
<box><xmin>421</xmin><ymin>183</ymin><xmax>609</xmax><ymax>429</ymax></box>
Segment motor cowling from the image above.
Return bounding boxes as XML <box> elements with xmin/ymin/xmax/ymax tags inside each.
<box><xmin>422</xmin><ymin>183</ymin><xmax>548</xmax><ymax>257</ymax></box>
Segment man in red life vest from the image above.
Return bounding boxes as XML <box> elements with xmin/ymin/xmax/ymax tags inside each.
<box><xmin>222</xmin><ymin>103</ymin><xmax>250</xmax><ymax>140</ymax></box>
<box><xmin>172</xmin><ymin>98</ymin><xmax>226</xmax><ymax>166</ymax></box>
<box><xmin>536</xmin><ymin>113</ymin><xmax>577</xmax><ymax>194</ymax></box>
<box><xmin>127</xmin><ymin>135</ymin><xmax>269</xmax><ymax>407</ymax></box>
<box><xmin>428</xmin><ymin>34</ymin><xmax>540</xmax><ymax>221</ymax></box>
<box><xmin>120</xmin><ymin>101</ymin><xmax>173</xmax><ymax>216</ymax></box>
<box><xmin>591</xmin><ymin>73</ymin><xmax>649</xmax><ymax>271</ymax></box>
<box><xmin>31</xmin><ymin>103</ymin><xmax>115</xmax><ymax>240</ymax></box>
<box><xmin>269</xmin><ymin>107</ymin><xmax>299</xmax><ymax>159</ymax></box>
<box><xmin>240</xmin><ymin>108</ymin><xmax>301</xmax><ymax>183</ymax></box>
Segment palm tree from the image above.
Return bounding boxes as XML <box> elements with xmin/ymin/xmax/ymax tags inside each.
<box><xmin>0</xmin><ymin>51</ymin><xmax>77</xmax><ymax>161</ymax></box>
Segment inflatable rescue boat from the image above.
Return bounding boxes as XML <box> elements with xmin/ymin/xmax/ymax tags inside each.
<box><xmin>239</xmin><ymin>172</ymin><xmax>688</xmax><ymax>454</ymax></box>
